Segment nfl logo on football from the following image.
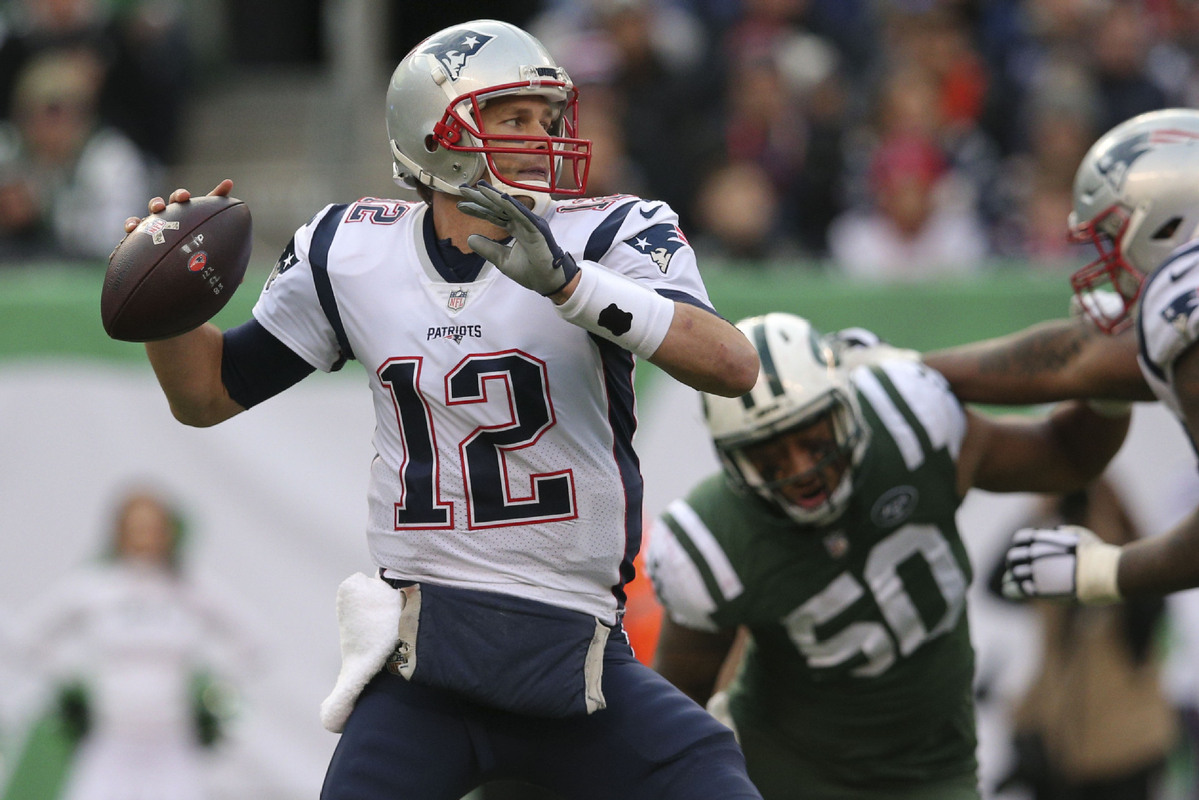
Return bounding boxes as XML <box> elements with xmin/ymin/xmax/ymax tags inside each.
<box><xmin>447</xmin><ymin>289</ymin><xmax>467</xmax><ymax>311</ymax></box>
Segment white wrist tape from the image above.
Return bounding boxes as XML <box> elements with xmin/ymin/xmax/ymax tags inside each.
<box><xmin>1075</xmin><ymin>539</ymin><xmax>1123</xmax><ymax>603</ymax></box>
<box><xmin>555</xmin><ymin>265</ymin><xmax>674</xmax><ymax>359</ymax></box>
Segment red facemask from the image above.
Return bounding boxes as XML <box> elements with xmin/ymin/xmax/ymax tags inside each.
<box><xmin>431</xmin><ymin>81</ymin><xmax>591</xmax><ymax>197</ymax></box>
<box><xmin>1067</xmin><ymin>204</ymin><xmax>1145</xmax><ymax>334</ymax></box>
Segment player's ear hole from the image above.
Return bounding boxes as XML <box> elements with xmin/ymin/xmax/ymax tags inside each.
<box><xmin>424</xmin><ymin>134</ymin><xmax>438</xmax><ymax>153</ymax></box>
<box><xmin>1152</xmin><ymin>217</ymin><xmax>1183</xmax><ymax>239</ymax></box>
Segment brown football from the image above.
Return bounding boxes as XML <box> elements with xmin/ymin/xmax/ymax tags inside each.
<box><xmin>101</xmin><ymin>195</ymin><xmax>253</xmax><ymax>342</ymax></box>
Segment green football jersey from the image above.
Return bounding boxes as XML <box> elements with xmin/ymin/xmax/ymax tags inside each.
<box><xmin>648</xmin><ymin>361</ymin><xmax>980</xmax><ymax>797</ymax></box>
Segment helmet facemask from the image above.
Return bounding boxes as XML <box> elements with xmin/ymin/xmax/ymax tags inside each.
<box><xmin>428</xmin><ymin>76</ymin><xmax>592</xmax><ymax>199</ymax></box>
<box><xmin>1068</xmin><ymin>205</ymin><xmax>1144</xmax><ymax>334</ymax></box>
<box><xmin>721</xmin><ymin>396</ymin><xmax>864</xmax><ymax>526</ymax></box>
<box><xmin>703</xmin><ymin>313</ymin><xmax>870</xmax><ymax>526</ymax></box>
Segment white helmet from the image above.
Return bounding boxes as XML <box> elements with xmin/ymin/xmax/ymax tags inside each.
<box><xmin>702</xmin><ymin>313</ymin><xmax>870</xmax><ymax>525</ymax></box>
<box><xmin>385</xmin><ymin>19</ymin><xmax>591</xmax><ymax>212</ymax></box>
<box><xmin>1069</xmin><ymin>108</ymin><xmax>1199</xmax><ymax>332</ymax></box>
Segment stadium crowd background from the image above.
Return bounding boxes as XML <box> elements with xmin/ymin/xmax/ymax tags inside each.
<box><xmin>3</xmin><ymin>1</ymin><xmax>1199</xmax><ymax>800</ymax></box>
<box><xmin>1</xmin><ymin>0</ymin><xmax>1194</xmax><ymax>278</ymax></box>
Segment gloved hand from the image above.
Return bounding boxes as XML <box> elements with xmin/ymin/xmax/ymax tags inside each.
<box><xmin>1002</xmin><ymin>524</ymin><xmax>1123</xmax><ymax>604</ymax></box>
<box><xmin>822</xmin><ymin>327</ymin><xmax>920</xmax><ymax>371</ymax></box>
<box><xmin>457</xmin><ymin>181</ymin><xmax>579</xmax><ymax>296</ymax></box>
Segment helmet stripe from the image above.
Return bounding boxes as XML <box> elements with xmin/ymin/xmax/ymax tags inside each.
<box><xmin>742</xmin><ymin>320</ymin><xmax>784</xmax><ymax>410</ymax></box>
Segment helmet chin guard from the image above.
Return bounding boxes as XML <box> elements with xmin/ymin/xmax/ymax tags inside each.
<box><xmin>386</xmin><ymin>20</ymin><xmax>591</xmax><ymax>209</ymax></box>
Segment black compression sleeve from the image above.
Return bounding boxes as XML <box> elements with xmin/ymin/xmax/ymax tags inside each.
<box><xmin>221</xmin><ymin>319</ymin><xmax>315</xmax><ymax>409</ymax></box>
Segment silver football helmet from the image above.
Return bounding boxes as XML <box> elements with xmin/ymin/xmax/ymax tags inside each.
<box><xmin>1070</xmin><ymin>108</ymin><xmax>1199</xmax><ymax>332</ymax></box>
<box><xmin>702</xmin><ymin>313</ymin><xmax>869</xmax><ymax>525</ymax></box>
<box><xmin>385</xmin><ymin>19</ymin><xmax>591</xmax><ymax>210</ymax></box>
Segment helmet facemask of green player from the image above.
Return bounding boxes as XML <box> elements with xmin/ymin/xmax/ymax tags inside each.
<box><xmin>702</xmin><ymin>313</ymin><xmax>870</xmax><ymax>526</ymax></box>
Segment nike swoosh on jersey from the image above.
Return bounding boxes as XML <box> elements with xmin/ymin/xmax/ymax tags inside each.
<box><xmin>639</xmin><ymin>204</ymin><xmax>663</xmax><ymax>219</ymax></box>
<box><xmin>1171</xmin><ymin>262</ymin><xmax>1197</xmax><ymax>281</ymax></box>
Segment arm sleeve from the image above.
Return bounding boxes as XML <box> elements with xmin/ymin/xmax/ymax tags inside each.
<box><xmin>221</xmin><ymin>319</ymin><xmax>315</xmax><ymax>409</ymax></box>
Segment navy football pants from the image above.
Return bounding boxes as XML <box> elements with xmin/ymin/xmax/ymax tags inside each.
<box><xmin>321</xmin><ymin>637</ymin><xmax>762</xmax><ymax>800</ymax></box>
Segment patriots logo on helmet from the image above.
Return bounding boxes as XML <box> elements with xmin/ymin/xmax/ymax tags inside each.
<box><xmin>1162</xmin><ymin>289</ymin><xmax>1199</xmax><ymax>334</ymax></box>
<box><xmin>1099</xmin><ymin>129</ymin><xmax>1199</xmax><ymax>191</ymax></box>
<box><xmin>1097</xmin><ymin>133</ymin><xmax>1152</xmax><ymax>192</ymax></box>
<box><xmin>625</xmin><ymin>223</ymin><xmax>690</xmax><ymax>275</ymax></box>
<box><xmin>424</xmin><ymin>31</ymin><xmax>494</xmax><ymax>81</ymax></box>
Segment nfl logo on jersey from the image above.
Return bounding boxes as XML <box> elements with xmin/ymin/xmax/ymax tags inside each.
<box><xmin>448</xmin><ymin>289</ymin><xmax>468</xmax><ymax>311</ymax></box>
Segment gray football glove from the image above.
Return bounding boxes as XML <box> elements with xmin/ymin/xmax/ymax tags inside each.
<box><xmin>457</xmin><ymin>181</ymin><xmax>579</xmax><ymax>296</ymax></box>
<box><xmin>1002</xmin><ymin>524</ymin><xmax>1122</xmax><ymax>603</ymax></box>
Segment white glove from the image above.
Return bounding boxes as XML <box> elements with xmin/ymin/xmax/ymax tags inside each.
<box><xmin>1067</xmin><ymin>291</ymin><xmax>1134</xmax><ymax>416</ymax></box>
<box><xmin>822</xmin><ymin>327</ymin><xmax>920</xmax><ymax>371</ymax></box>
<box><xmin>457</xmin><ymin>181</ymin><xmax>579</xmax><ymax>296</ymax></box>
<box><xmin>1002</xmin><ymin>524</ymin><xmax>1123</xmax><ymax>604</ymax></box>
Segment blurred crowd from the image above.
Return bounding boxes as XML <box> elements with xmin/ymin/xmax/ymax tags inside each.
<box><xmin>0</xmin><ymin>0</ymin><xmax>1192</xmax><ymax>274</ymax></box>
<box><xmin>525</xmin><ymin>0</ymin><xmax>1196</xmax><ymax>277</ymax></box>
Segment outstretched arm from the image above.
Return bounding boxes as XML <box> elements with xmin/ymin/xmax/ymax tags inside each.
<box><xmin>923</xmin><ymin>317</ymin><xmax>1154</xmax><ymax>404</ymax></box>
<box><xmin>1114</xmin><ymin>341</ymin><xmax>1199</xmax><ymax>597</ymax></box>
<box><xmin>129</xmin><ymin>181</ymin><xmax>246</xmax><ymax>427</ymax></box>
<box><xmin>457</xmin><ymin>182</ymin><xmax>759</xmax><ymax>397</ymax></box>
<box><xmin>956</xmin><ymin>399</ymin><xmax>1130</xmax><ymax>497</ymax></box>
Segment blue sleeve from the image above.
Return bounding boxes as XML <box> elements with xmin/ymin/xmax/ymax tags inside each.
<box><xmin>221</xmin><ymin>319</ymin><xmax>315</xmax><ymax>409</ymax></box>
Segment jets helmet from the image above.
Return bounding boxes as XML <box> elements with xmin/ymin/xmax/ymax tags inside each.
<box><xmin>702</xmin><ymin>313</ymin><xmax>869</xmax><ymax>525</ymax></box>
<box><xmin>1069</xmin><ymin>108</ymin><xmax>1199</xmax><ymax>332</ymax></box>
<box><xmin>385</xmin><ymin>20</ymin><xmax>591</xmax><ymax>210</ymax></box>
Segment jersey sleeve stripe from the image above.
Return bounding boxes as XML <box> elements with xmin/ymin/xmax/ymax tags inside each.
<box><xmin>309</xmin><ymin>203</ymin><xmax>354</xmax><ymax>369</ymax></box>
<box><xmin>854</xmin><ymin>368</ymin><xmax>925</xmax><ymax>470</ymax></box>
<box><xmin>664</xmin><ymin>499</ymin><xmax>744</xmax><ymax>601</ymax></box>
<box><xmin>646</xmin><ymin>516</ymin><xmax>720</xmax><ymax>631</ymax></box>
<box><xmin>583</xmin><ymin>199</ymin><xmax>639</xmax><ymax>262</ymax></box>
<box><xmin>656</xmin><ymin>288</ymin><xmax>718</xmax><ymax>316</ymax></box>
<box><xmin>879</xmin><ymin>362</ymin><xmax>966</xmax><ymax>460</ymax></box>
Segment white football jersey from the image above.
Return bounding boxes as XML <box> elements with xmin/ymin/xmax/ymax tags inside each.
<box><xmin>1137</xmin><ymin>241</ymin><xmax>1199</xmax><ymax>422</ymax></box>
<box><xmin>253</xmin><ymin>194</ymin><xmax>713</xmax><ymax>623</ymax></box>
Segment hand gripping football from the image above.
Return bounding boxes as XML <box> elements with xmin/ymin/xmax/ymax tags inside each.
<box><xmin>101</xmin><ymin>195</ymin><xmax>253</xmax><ymax>341</ymax></box>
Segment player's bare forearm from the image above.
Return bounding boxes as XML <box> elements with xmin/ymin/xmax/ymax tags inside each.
<box><xmin>1119</xmin><ymin>507</ymin><xmax>1199</xmax><ymax>598</ymax></box>
<box><xmin>650</xmin><ymin>304</ymin><xmax>759</xmax><ymax>397</ymax></box>
<box><xmin>145</xmin><ymin>323</ymin><xmax>244</xmax><ymax>427</ymax></box>
<box><xmin>961</xmin><ymin>400</ymin><xmax>1129</xmax><ymax>495</ymax></box>
<box><xmin>653</xmin><ymin>618</ymin><xmax>736</xmax><ymax>705</ymax></box>
<box><xmin>924</xmin><ymin>318</ymin><xmax>1153</xmax><ymax>404</ymax></box>
<box><xmin>1118</xmin><ymin>344</ymin><xmax>1199</xmax><ymax>596</ymax></box>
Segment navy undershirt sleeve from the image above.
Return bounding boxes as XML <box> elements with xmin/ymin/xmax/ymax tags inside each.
<box><xmin>221</xmin><ymin>319</ymin><xmax>316</xmax><ymax>409</ymax></box>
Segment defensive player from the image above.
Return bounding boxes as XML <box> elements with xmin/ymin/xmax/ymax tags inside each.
<box><xmin>918</xmin><ymin>108</ymin><xmax>1199</xmax><ymax>604</ymax></box>
<box><xmin>122</xmin><ymin>19</ymin><xmax>762</xmax><ymax>800</ymax></box>
<box><xmin>647</xmin><ymin>312</ymin><xmax>1129</xmax><ymax>800</ymax></box>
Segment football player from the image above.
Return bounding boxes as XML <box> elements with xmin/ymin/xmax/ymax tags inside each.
<box><xmin>647</xmin><ymin>312</ymin><xmax>1129</xmax><ymax>800</ymax></box>
<box><xmin>123</xmin><ymin>19</ymin><xmax>762</xmax><ymax>800</ymax></box>
<box><xmin>918</xmin><ymin>108</ymin><xmax>1199</xmax><ymax>604</ymax></box>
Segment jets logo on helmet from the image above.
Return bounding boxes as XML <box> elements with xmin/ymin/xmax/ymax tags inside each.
<box><xmin>423</xmin><ymin>31</ymin><xmax>494</xmax><ymax>81</ymax></box>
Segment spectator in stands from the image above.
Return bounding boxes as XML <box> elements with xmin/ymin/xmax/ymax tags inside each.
<box><xmin>827</xmin><ymin>131</ymin><xmax>989</xmax><ymax>280</ymax></box>
<box><xmin>0</xmin><ymin>49</ymin><xmax>152</xmax><ymax>263</ymax></box>
<box><xmin>0</xmin><ymin>0</ymin><xmax>192</xmax><ymax>166</ymax></box>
